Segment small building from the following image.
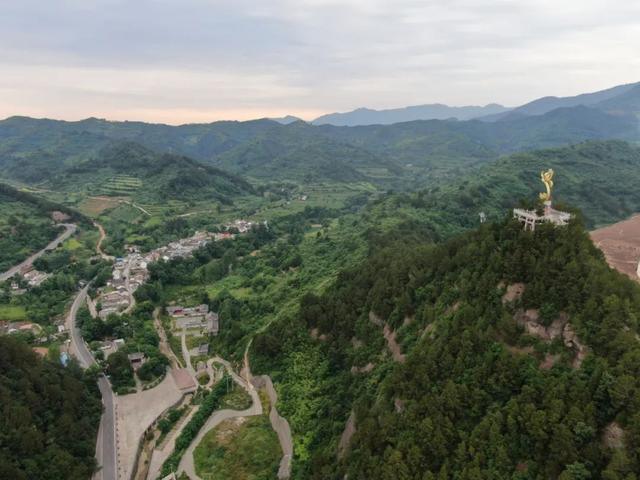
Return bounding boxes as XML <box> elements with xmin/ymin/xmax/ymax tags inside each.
<box><xmin>197</xmin><ymin>343</ymin><xmax>209</xmax><ymax>355</ymax></box>
<box><xmin>127</xmin><ymin>352</ymin><xmax>146</xmax><ymax>370</ymax></box>
<box><xmin>166</xmin><ymin>305</ymin><xmax>184</xmax><ymax>316</ymax></box>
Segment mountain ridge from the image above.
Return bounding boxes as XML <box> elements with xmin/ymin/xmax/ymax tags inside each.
<box><xmin>312</xmin><ymin>102</ymin><xmax>511</xmax><ymax>126</ymax></box>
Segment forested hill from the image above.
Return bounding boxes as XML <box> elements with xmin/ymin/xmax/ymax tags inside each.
<box><xmin>47</xmin><ymin>141</ymin><xmax>255</xmax><ymax>204</ymax></box>
<box><xmin>0</xmin><ymin>336</ymin><xmax>102</xmax><ymax>479</ymax></box>
<box><xmin>1</xmin><ymin>103</ymin><xmax>638</xmax><ymax>187</ymax></box>
<box><xmin>381</xmin><ymin>140</ymin><xmax>640</xmax><ymax>234</ymax></box>
<box><xmin>253</xmin><ymin>216</ymin><xmax>640</xmax><ymax>479</ymax></box>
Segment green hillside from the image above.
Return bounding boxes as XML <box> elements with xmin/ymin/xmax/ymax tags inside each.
<box><xmin>2</xmin><ymin>107</ymin><xmax>637</xmax><ymax>190</ymax></box>
<box><xmin>0</xmin><ymin>336</ymin><xmax>102</xmax><ymax>479</ymax></box>
<box><xmin>0</xmin><ymin>184</ymin><xmax>88</xmax><ymax>272</ymax></box>
<box><xmin>405</xmin><ymin>140</ymin><xmax>640</xmax><ymax>231</ymax></box>
<box><xmin>48</xmin><ymin>141</ymin><xmax>255</xmax><ymax>204</ymax></box>
<box><xmin>214</xmin><ymin>123</ymin><xmax>401</xmax><ymax>183</ymax></box>
<box><xmin>253</xmin><ymin>217</ymin><xmax>640</xmax><ymax>479</ymax></box>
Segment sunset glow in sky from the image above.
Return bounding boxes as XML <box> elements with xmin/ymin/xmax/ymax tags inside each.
<box><xmin>2</xmin><ymin>0</ymin><xmax>639</xmax><ymax>124</ymax></box>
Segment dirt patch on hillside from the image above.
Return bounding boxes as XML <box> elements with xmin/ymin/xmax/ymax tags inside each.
<box><xmin>369</xmin><ymin>311</ymin><xmax>384</xmax><ymax>326</ymax></box>
<box><xmin>514</xmin><ymin>310</ymin><xmax>588</xmax><ymax>368</ymax></box>
<box><xmin>515</xmin><ymin>309</ymin><xmax>565</xmax><ymax>341</ymax></box>
<box><xmin>602</xmin><ymin>421</ymin><xmax>625</xmax><ymax>449</ymax></box>
<box><xmin>540</xmin><ymin>353</ymin><xmax>561</xmax><ymax>370</ymax></box>
<box><xmin>383</xmin><ymin>324</ymin><xmax>406</xmax><ymax>363</ymax></box>
<box><xmin>350</xmin><ymin>362</ymin><xmax>374</xmax><ymax>374</ymax></box>
<box><xmin>338</xmin><ymin>411</ymin><xmax>356</xmax><ymax>459</ymax></box>
<box><xmin>591</xmin><ymin>214</ymin><xmax>640</xmax><ymax>281</ymax></box>
<box><xmin>502</xmin><ymin>283</ymin><xmax>525</xmax><ymax>303</ymax></box>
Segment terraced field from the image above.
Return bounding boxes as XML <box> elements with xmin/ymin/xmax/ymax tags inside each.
<box><xmin>100</xmin><ymin>175</ymin><xmax>143</xmax><ymax>196</ymax></box>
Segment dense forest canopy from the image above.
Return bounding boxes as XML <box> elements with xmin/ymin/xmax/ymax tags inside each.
<box><xmin>0</xmin><ymin>336</ymin><xmax>101</xmax><ymax>480</ymax></box>
<box><xmin>251</xmin><ymin>217</ymin><xmax>640</xmax><ymax>479</ymax></box>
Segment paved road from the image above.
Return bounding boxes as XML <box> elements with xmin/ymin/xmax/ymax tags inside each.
<box><xmin>252</xmin><ymin>375</ymin><xmax>293</xmax><ymax>479</ymax></box>
<box><xmin>0</xmin><ymin>223</ymin><xmax>76</xmax><ymax>282</ymax></box>
<box><xmin>243</xmin><ymin>345</ymin><xmax>292</xmax><ymax>479</ymax></box>
<box><xmin>66</xmin><ymin>285</ymin><xmax>118</xmax><ymax>480</ymax></box>
<box><xmin>178</xmin><ymin>358</ymin><xmax>263</xmax><ymax>480</ymax></box>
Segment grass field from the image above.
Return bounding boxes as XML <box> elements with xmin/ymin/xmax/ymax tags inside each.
<box><xmin>193</xmin><ymin>415</ymin><xmax>280</xmax><ymax>480</ymax></box>
<box><xmin>63</xmin><ymin>238</ymin><xmax>82</xmax><ymax>251</ymax></box>
<box><xmin>220</xmin><ymin>387</ymin><xmax>253</xmax><ymax>410</ymax></box>
<box><xmin>77</xmin><ymin>196</ymin><xmax>124</xmax><ymax>216</ymax></box>
<box><xmin>0</xmin><ymin>304</ymin><xmax>27</xmax><ymax>321</ymax></box>
<box><xmin>205</xmin><ymin>275</ymin><xmax>252</xmax><ymax>299</ymax></box>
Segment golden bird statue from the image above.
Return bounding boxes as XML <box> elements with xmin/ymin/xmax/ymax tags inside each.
<box><xmin>539</xmin><ymin>168</ymin><xmax>554</xmax><ymax>202</ymax></box>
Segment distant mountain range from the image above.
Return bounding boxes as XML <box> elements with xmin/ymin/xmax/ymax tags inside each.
<box><xmin>312</xmin><ymin>103</ymin><xmax>510</xmax><ymax>126</ymax></box>
<box><xmin>0</xmin><ymin>81</ymin><xmax>638</xmax><ymax>191</ymax></box>
<box><xmin>307</xmin><ymin>81</ymin><xmax>640</xmax><ymax>126</ymax></box>
<box><xmin>481</xmin><ymin>81</ymin><xmax>640</xmax><ymax>122</ymax></box>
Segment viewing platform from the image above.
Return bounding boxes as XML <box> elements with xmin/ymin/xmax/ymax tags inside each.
<box><xmin>513</xmin><ymin>203</ymin><xmax>571</xmax><ymax>231</ymax></box>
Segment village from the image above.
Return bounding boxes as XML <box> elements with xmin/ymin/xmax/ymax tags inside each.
<box><xmin>95</xmin><ymin>221</ymin><xmax>255</xmax><ymax>319</ymax></box>
<box><xmin>0</xmin><ymin>219</ymin><xmax>257</xmax><ymax>366</ymax></box>
<box><xmin>89</xmin><ymin>220</ymin><xmax>258</xmax><ymax>373</ymax></box>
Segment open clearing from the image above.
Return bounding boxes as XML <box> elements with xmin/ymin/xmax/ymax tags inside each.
<box><xmin>0</xmin><ymin>305</ymin><xmax>27</xmax><ymax>321</ymax></box>
<box><xmin>78</xmin><ymin>196</ymin><xmax>125</xmax><ymax>216</ymax></box>
<box><xmin>193</xmin><ymin>415</ymin><xmax>280</xmax><ymax>480</ymax></box>
<box><xmin>591</xmin><ymin>214</ymin><xmax>640</xmax><ymax>280</ymax></box>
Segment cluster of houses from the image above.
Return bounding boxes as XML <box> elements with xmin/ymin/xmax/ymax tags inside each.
<box><xmin>0</xmin><ymin>321</ymin><xmax>42</xmax><ymax>336</ymax></box>
<box><xmin>6</xmin><ymin>266</ymin><xmax>50</xmax><ymax>295</ymax></box>
<box><xmin>166</xmin><ymin>304</ymin><xmax>219</xmax><ymax>336</ymax></box>
<box><xmin>225</xmin><ymin>219</ymin><xmax>255</xmax><ymax>233</ymax></box>
<box><xmin>96</xmin><ymin>226</ymin><xmax>256</xmax><ymax>319</ymax></box>
<box><xmin>145</xmin><ymin>231</ymin><xmax>216</xmax><ymax>263</ymax></box>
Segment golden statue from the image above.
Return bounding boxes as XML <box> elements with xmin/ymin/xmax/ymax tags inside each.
<box><xmin>539</xmin><ymin>168</ymin><xmax>554</xmax><ymax>202</ymax></box>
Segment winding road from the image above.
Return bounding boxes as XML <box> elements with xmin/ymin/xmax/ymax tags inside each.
<box><xmin>65</xmin><ymin>285</ymin><xmax>118</xmax><ymax>480</ymax></box>
<box><xmin>177</xmin><ymin>358</ymin><xmax>263</xmax><ymax>480</ymax></box>
<box><xmin>0</xmin><ymin>223</ymin><xmax>76</xmax><ymax>282</ymax></box>
<box><xmin>94</xmin><ymin>221</ymin><xmax>114</xmax><ymax>261</ymax></box>
<box><xmin>243</xmin><ymin>344</ymin><xmax>293</xmax><ymax>480</ymax></box>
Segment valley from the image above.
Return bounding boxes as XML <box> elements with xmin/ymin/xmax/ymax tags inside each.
<box><xmin>3</xmin><ymin>80</ymin><xmax>640</xmax><ymax>480</ymax></box>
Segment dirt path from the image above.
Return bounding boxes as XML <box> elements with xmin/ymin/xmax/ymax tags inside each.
<box><xmin>123</xmin><ymin>200</ymin><xmax>152</xmax><ymax>216</ymax></box>
<box><xmin>181</xmin><ymin>329</ymin><xmax>196</xmax><ymax>375</ymax></box>
<box><xmin>93</xmin><ymin>221</ymin><xmax>114</xmax><ymax>261</ymax></box>
<box><xmin>153</xmin><ymin>308</ymin><xmax>183</xmax><ymax>369</ymax></box>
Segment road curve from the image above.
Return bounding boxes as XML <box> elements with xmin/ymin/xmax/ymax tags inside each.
<box><xmin>177</xmin><ymin>359</ymin><xmax>262</xmax><ymax>480</ymax></box>
<box><xmin>0</xmin><ymin>223</ymin><xmax>76</xmax><ymax>282</ymax></box>
<box><xmin>244</xmin><ymin>345</ymin><xmax>293</xmax><ymax>479</ymax></box>
<box><xmin>94</xmin><ymin>221</ymin><xmax>115</xmax><ymax>261</ymax></box>
<box><xmin>66</xmin><ymin>285</ymin><xmax>118</xmax><ymax>480</ymax></box>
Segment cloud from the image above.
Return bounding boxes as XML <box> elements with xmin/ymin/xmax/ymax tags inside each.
<box><xmin>0</xmin><ymin>0</ymin><xmax>638</xmax><ymax>123</ymax></box>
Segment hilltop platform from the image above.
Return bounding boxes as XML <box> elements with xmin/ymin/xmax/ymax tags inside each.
<box><xmin>513</xmin><ymin>204</ymin><xmax>571</xmax><ymax>231</ymax></box>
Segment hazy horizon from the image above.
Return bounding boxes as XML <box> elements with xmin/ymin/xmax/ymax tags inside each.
<box><xmin>2</xmin><ymin>0</ymin><xmax>639</xmax><ymax>125</ymax></box>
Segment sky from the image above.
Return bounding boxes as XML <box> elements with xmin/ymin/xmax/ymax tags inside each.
<box><xmin>1</xmin><ymin>0</ymin><xmax>639</xmax><ymax>124</ymax></box>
